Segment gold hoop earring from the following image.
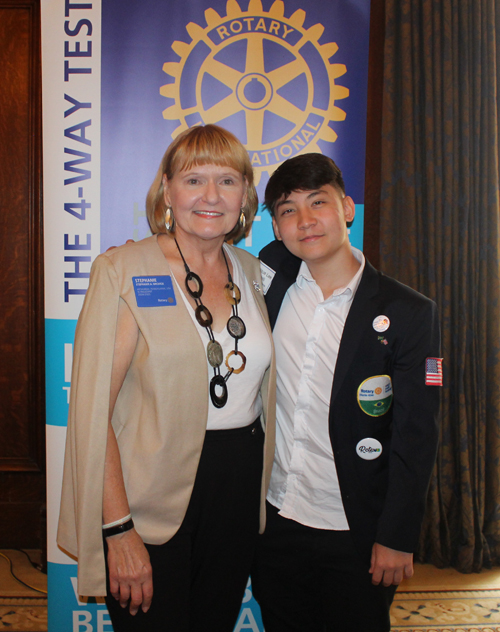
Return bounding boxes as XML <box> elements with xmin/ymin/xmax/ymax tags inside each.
<box><xmin>239</xmin><ymin>209</ymin><xmax>246</xmax><ymax>230</ymax></box>
<box><xmin>165</xmin><ymin>207</ymin><xmax>175</xmax><ymax>234</ymax></box>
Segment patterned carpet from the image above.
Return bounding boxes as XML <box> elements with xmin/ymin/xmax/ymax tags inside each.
<box><xmin>391</xmin><ymin>588</ymin><xmax>500</xmax><ymax>631</ymax></box>
<box><xmin>0</xmin><ymin>551</ymin><xmax>47</xmax><ymax>631</ymax></box>
<box><xmin>0</xmin><ymin>598</ymin><xmax>47</xmax><ymax>631</ymax></box>
<box><xmin>1</xmin><ymin>551</ymin><xmax>500</xmax><ymax>631</ymax></box>
<box><xmin>2</xmin><ymin>592</ymin><xmax>500</xmax><ymax>631</ymax></box>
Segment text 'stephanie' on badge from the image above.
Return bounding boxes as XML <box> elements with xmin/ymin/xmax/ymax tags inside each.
<box><xmin>356</xmin><ymin>438</ymin><xmax>383</xmax><ymax>460</ymax></box>
<box><xmin>133</xmin><ymin>276</ymin><xmax>177</xmax><ymax>307</ymax></box>
<box><xmin>357</xmin><ymin>375</ymin><xmax>393</xmax><ymax>417</ymax></box>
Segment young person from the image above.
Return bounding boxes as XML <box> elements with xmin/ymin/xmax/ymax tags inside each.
<box><xmin>252</xmin><ymin>153</ymin><xmax>441</xmax><ymax>632</ymax></box>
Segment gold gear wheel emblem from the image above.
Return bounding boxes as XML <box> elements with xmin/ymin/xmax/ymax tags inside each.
<box><xmin>161</xmin><ymin>0</ymin><xmax>349</xmax><ymax>184</ymax></box>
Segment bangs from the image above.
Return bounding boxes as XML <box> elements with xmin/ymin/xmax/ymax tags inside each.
<box><xmin>172</xmin><ymin>152</ymin><xmax>246</xmax><ymax>176</ymax></box>
<box><xmin>166</xmin><ymin>125</ymin><xmax>253</xmax><ymax>183</ymax></box>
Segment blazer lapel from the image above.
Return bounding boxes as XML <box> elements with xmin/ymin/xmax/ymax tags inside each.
<box><xmin>330</xmin><ymin>261</ymin><xmax>380</xmax><ymax>404</ymax></box>
<box><xmin>261</xmin><ymin>241</ymin><xmax>301</xmax><ymax>330</ymax></box>
<box><xmin>266</xmin><ymin>271</ymin><xmax>294</xmax><ymax>329</ymax></box>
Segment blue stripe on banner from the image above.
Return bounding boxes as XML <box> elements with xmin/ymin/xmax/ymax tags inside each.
<box><xmin>242</xmin><ymin>204</ymin><xmax>275</xmax><ymax>257</ymax></box>
<box><xmin>234</xmin><ymin>579</ymin><xmax>265</xmax><ymax>632</ymax></box>
<box><xmin>350</xmin><ymin>204</ymin><xmax>364</xmax><ymax>251</ymax></box>
<box><xmin>48</xmin><ymin>560</ymin><xmax>264</xmax><ymax>632</ymax></box>
<box><xmin>45</xmin><ymin>319</ymin><xmax>78</xmax><ymax>427</ymax></box>
<box><xmin>47</xmin><ymin>562</ymin><xmax>111</xmax><ymax>632</ymax></box>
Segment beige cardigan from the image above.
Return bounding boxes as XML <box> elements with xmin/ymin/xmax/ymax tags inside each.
<box><xmin>57</xmin><ymin>235</ymin><xmax>276</xmax><ymax>596</ymax></box>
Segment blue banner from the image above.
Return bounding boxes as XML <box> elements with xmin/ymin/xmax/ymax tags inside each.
<box><xmin>43</xmin><ymin>0</ymin><xmax>370</xmax><ymax>629</ymax></box>
<box><xmin>100</xmin><ymin>0</ymin><xmax>370</xmax><ymax>253</ymax></box>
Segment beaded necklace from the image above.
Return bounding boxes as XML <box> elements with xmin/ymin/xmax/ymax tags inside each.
<box><xmin>174</xmin><ymin>239</ymin><xmax>247</xmax><ymax>408</ymax></box>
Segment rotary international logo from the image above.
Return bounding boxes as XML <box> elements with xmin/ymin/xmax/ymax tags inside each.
<box><xmin>160</xmin><ymin>0</ymin><xmax>349</xmax><ymax>183</ymax></box>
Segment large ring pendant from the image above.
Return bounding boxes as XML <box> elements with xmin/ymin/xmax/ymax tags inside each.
<box><xmin>207</xmin><ymin>340</ymin><xmax>223</xmax><ymax>368</ymax></box>
<box><xmin>185</xmin><ymin>271</ymin><xmax>203</xmax><ymax>299</ymax></box>
<box><xmin>195</xmin><ymin>304</ymin><xmax>213</xmax><ymax>327</ymax></box>
<box><xmin>210</xmin><ymin>374</ymin><xmax>228</xmax><ymax>408</ymax></box>
<box><xmin>224</xmin><ymin>282</ymin><xmax>241</xmax><ymax>305</ymax></box>
<box><xmin>225</xmin><ymin>350</ymin><xmax>247</xmax><ymax>375</ymax></box>
<box><xmin>227</xmin><ymin>315</ymin><xmax>246</xmax><ymax>339</ymax></box>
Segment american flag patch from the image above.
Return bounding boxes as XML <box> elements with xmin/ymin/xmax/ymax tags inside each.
<box><xmin>425</xmin><ymin>357</ymin><xmax>443</xmax><ymax>386</ymax></box>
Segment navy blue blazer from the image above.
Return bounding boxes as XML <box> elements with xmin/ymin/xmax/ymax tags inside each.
<box><xmin>260</xmin><ymin>239</ymin><xmax>441</xmax><ymax>561</ymax></box>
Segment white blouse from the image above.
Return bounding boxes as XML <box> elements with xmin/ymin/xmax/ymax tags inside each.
<box><xmin>176</xmin><ymin>245</ymin><xmax>272</xmax><ymax>430</ymax></box>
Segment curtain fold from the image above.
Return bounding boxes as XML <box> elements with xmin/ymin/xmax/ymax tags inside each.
<box><xmin>379</xmin><ymin>0</ymin><xmax>500</xmax><ymax>571</ymax></box>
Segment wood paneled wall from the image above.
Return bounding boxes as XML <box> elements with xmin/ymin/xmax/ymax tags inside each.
<box><xmin>0</xmin><ymin>0</ymin><xmax>45</xmax><ymax>550</ymax></box>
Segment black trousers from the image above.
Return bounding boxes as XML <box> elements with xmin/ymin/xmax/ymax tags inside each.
<box><xmin>105</xmin><ymin>419</ymin><xmax>264</xmax><ymax>632</ymax></box>
<box><xmin>252</xmin><ymin>502</ymin><xmax>397</xmax><ymax>632</ymax></box>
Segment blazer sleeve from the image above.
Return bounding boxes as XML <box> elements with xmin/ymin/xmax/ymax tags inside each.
<box><xmin>375</xmin><ymin>298</ymin><xmax>441</xmax><ymax>553</ymax></box>
<box><xmin>57</xmin><ymin>254</ymin><xmax>122</xmax><ymax>596</ymax></box>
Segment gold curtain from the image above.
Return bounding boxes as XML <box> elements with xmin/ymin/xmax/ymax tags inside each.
<box><xmin>379</xmin><ymin>0</ymin><xmax>500</xmax><ymax>571</ymax></box>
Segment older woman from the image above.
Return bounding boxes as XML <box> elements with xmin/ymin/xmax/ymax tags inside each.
<box><xmin>57</xmin><ymin>124</ymin><xmax>276</xmax><ymax>631</ymax></box>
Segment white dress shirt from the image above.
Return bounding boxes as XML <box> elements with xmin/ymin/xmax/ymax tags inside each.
<box><xmin>267</xmin><ymin>247</ymin><xmax>365</xmax><ymax>529</ymax></box>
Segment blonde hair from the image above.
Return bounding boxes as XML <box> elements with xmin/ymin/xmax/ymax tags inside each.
<box><xmin>146</xmin><ymin>125</ymin><xmax>258</xmax><ymax>241</ymax></box>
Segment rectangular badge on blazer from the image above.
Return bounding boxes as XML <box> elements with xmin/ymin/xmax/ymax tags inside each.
<box><xmin>133</xmin><ymin>276</ymin><xmax>177</xmax><ymax>307</ymax></box>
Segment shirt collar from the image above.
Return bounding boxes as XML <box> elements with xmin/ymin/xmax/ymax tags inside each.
<box><xmin>296</xmin><ymin>247</ymin><xmax>366</xmax><ymax>302</ymax></box>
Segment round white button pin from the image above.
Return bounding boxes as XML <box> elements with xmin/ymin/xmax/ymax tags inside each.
<box><xmin>373</xmin><ymin>315</ymin><xmax>390</xmax><ymax>332</ymax></box>
<box><xmin>356</xmin><ymin>438</ymin><xmax>383</xmax><ymax>460</ymax></box>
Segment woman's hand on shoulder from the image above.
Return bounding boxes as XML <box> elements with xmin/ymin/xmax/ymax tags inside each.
<box><xmin>106</xmin><ymin>528</ymin><xmax>153</xmax><ymax>615</ymax></box>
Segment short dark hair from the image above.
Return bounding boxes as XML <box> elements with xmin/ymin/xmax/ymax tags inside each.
<box><xmin>265</xmin><ymin>153</ymin><xmax>345</xmax><ymax>216</ymax></box>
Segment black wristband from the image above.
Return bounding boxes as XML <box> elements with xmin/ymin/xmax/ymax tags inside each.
<box><xmin>103</xmin><ymin>518</ymin><xmax>134</xmax><ymax>538</ymax></box>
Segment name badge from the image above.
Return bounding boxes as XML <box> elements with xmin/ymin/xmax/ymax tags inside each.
<box><xmin>133</xmin><ymin>276</ymin><xmax>177</xmax><ymax>307</ymax></box>
<box><xmin>260</xmin><ymin>261</ymin><xmax>276</xmax><ymax>295</ymax></box>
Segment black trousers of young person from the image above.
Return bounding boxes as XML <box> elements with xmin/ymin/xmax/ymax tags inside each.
<box><xmin>105</xmin><ymin>418</ymin><xmax>264</xmax><ymax>632</ymax></box>
<box><xmin>252</xmin><ymin>502</ymin><xmax>397</xmax><ymax>632</ymax></box>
